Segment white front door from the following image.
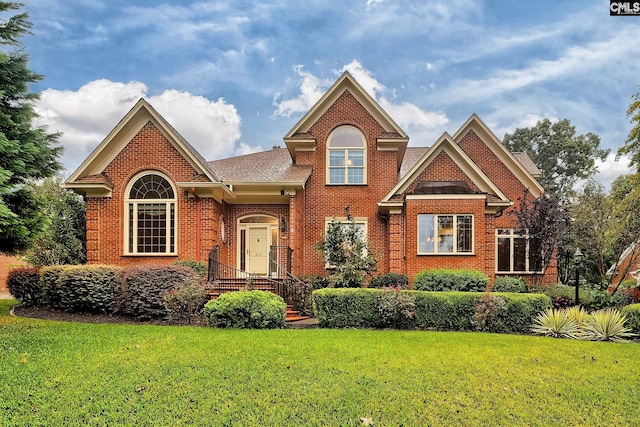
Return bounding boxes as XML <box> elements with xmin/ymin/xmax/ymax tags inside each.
<box><xmin>247</xmin><ymin>226</ymin><xmax>269</xmax><ymax>275</ymax></box>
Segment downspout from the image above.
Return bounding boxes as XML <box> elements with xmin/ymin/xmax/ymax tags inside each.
<box><xmin>191</xmin><ymin>187</ymin><xmax>201</xmax><ymax>261</ymax></box>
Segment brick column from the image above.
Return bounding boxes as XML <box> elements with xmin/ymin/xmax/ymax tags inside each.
<box><xmin>388</xmin><ymin>210</ymin><xmax>404</xmax><ymax>274</ymax></box>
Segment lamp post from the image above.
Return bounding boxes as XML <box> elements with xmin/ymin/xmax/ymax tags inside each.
<box><xmin>573</xmin><ymin>248</ymin><xmax>584</xmax><ymax>305</ymax></box>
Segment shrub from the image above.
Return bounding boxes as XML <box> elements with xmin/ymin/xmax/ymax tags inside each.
<box><xmin>537</xmin><ymin>284</ymin><xmax>592</xmax><ymax>309</ymax></box>
<box><xmin>297</xmin><ymin>275</ymin><xmax>331</xmax><ymax>290</ymax></box>
<box><xmin>472</xmin><ymin>293</ymin><xmax>506</xmax><ymax>332</ymax></box>
<box><xmin>282</xmin><ymin>279</ymin><xmax>314</xmax><ymax>316</ymax></box>
<box><xmin>618</xmin><ymin>279</ymin><xmax>638</xmax><ymax>289</ymax></box>
<box><xmin>173</xmin><ymin>260</ymin><xmax>206</xmax><ymax>278</ymax></box>
<box><xmin>621</xmin><ymin>304</ymin><xmax>640</xmax><ymax>336</ymax></box>
<box><xmin>413</xmin><ymin>269</ymin><xmax>488</xmax><ymax>292</ymax></box>
<box><xmin>7</xmin><ymin>267</ymin><xmax>42</xmax><ymax>306</ymax></box>
<box><xmin>163</xmin><ymin>283</ymin><xmax>209</xmax><ymax>325</ymax></box>
<box><xmin>313</xmin><ymin>288</ymin><xmax>551</xmax><ymax>333</ymax></box>
<box><xmin>531</xmin><ymin>308</ymin><xmax>581</xmax><ymax>339</ymax></box>
<box><xmin>376</xmin><ymin>288</ymin><xmax>415</xmax><ymax>329</ymax></box>
<box><xmin>580</xmin><ymin>308</ymin><xmax>636</xmax><ymax>342</ymax></box>
<box><xmin>369</xmin><ymin>273</ymin><xmax>409</xmax><ymax>289</ymax></box>
<box><xmin>492</xmin><ymin>277</ymin><xmax>528</xmax><ymax>293</ymax></box>
<box><xmin>204</xmin><ymin>291</ymin><xmax>286</xmax><ymax>329</ymax></box>
<box><xmin>56</xmin><ymin>265</ymin><xmax>119</xmax><ymax>313</ymax></box>
<box><xmin>40</xmin><ymin>265</ymin><xmax>71</xmax><ymax>309</ymax></box>
<box><xmin>115</xmin><ymin>265</ymin><xmax>202</xmax><ymax>321</ymax></box>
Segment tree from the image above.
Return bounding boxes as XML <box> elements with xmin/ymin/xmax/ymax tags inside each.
<box><xmin>567</xmin><ymin>180</ymin><xmax>614</xmax><ymax>287</ymax></box>
<box><xmin>317</xmin><ymin>216</ymin><xmax>377</xmax><ymax>288</ymax></box>
<box><xmin>24</xmin><ymin>177</ymin><xmax>86</xmax><ymax>267</ymax></box>
<box><xmin>503</xmin><ymin>118</ymin><xmax>609</xmax><ymax>198</ymax></box>
<box><xmin>0</xmin><ymin>2</ymin><xmax>61</xmax><ymax>253</ymax></box>
<box><xmin>511</xmin><ymin>189</ymin><xmax>570</xmax><ymax>285</ymax></box>
<box><xmin>617</xmin><ymin>90</ymin><xmax>640</xmax><ymax>171</ymax></box>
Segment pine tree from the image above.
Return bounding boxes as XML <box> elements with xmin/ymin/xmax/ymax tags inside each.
<box><xmin>0</xmin><ymin>2</ymin><xmax>61</xmax><ymax>253</ymax></box>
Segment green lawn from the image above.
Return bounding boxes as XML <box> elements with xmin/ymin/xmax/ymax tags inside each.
<box><xmin>1</xmin><ymin>299</ymin><xmax>639</xmax><ymax>426</ymax></box>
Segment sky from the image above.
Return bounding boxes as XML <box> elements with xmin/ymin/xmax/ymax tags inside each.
<box><xmin>14</xmin><ymin>0</ymin><xmax>640</xmax><ymax>188</ymax></box>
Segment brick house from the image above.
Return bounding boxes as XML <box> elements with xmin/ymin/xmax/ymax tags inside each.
<box><xmin>65</xmin><ymin>72</ymin><xmax>556</xmax><ymax>286</ymax></box>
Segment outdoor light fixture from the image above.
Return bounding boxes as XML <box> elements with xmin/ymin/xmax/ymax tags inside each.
<box><xmin>280</xmin><ymin>217</ymin><xmax>287</xmax><ymax>233</ymax></box>
<box><xmin>573</xmin><ymin>248</ymin><xmax>584</xmax><ymax>305</ymax></box>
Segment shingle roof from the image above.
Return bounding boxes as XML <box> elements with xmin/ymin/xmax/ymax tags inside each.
<box><xmin>513</xmin><ymin>152</ymin><xmax>541</xmax><ymax>177</ymax></box>
<box><xmin>73</xmin><ymin>173</ymin><xmax>114</xmax><ymax>188</ymax></box>
<box><xmin>209</xmin><ymin>148</ymin><xmax>312</xmax><ymax>183</ymax></box>
<box><xmin>399</xmin><ymin>147</ymin><xmax>429</xmax><ymax>178</ymax></box>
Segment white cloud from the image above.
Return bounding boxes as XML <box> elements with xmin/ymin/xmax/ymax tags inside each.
<box><xmin>273</xmin><ymin>61</ymin><xmax>448</xmax><ymax>138</ymax></box>
<box><xmin>34</xmin><ymin>80</ymin><xmax>244</xmax><ymax>175</ymax></box>
<box><xmin>592</xmin><ymin>153</ymin><xmax>633</xmax><ymax>190</ymax></box>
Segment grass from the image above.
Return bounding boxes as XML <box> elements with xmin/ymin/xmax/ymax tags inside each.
<box><xmin>1</xmin><ymin>299</ymin><xmax>639</xmax><ymax>426</ymax></box>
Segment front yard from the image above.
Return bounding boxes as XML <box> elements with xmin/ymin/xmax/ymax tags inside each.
<box><xmin>1</xmin><ymin>299</ymin><xmax>638</xmax><ymax>426</ymax></box>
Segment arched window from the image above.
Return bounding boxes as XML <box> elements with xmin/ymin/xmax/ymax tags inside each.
<box><xmin>327</xmin><ymin>126</ymin><xmax>366</xmax><ymax>184</ymax></box>
<box><xmin>125</xmin><ymin>172</ymin><xmax>176</xmax><ymax>255</ymax></box>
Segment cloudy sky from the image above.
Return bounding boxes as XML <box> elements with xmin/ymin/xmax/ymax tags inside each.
<box><xmin>17</xmin><ymin>0</ymin><xmax>640</xmax><ymax>187</ymax></box>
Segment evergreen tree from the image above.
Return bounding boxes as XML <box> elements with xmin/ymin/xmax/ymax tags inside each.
<box><xmin>0</xmin><ymin>2</ymin><xmax>61</xmax><ymax>253</ymax></box>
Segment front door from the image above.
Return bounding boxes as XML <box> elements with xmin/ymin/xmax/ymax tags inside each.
<box><xmin>247</xmin><ymin>226</ymin><xmax>269</xmax><ymax>275</ymax></box>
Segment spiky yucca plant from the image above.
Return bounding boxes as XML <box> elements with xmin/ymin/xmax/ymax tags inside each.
<box><xmin>580</xmin><ymin>308</ymin><xmax>636</xmax><ymax>343</ymax></box>
<box><xmin>565</xmin><ymin>305</ymin><xmax>588</xmax><ymax>324</ymax></box>
<box><xmin>531</xmin><ymin>308</ymin><xmax>581</xmax><ymax>338</ymax></box>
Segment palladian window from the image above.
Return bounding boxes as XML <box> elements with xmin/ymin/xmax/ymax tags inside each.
<box><xmin>327</xmin><ymin>126</ymin><xmax>366</xmax><ymax>185</ymax></box>
<box><xmin>125</xmin><ymin>172</ymin><xmax>176</xmax><ymax>255</ymax></box>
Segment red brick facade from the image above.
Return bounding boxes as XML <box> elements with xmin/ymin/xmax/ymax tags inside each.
<box><xmin>71</xmin><ymin>72</ymin><xmax>556</xmax><ymax>286</ymax></box>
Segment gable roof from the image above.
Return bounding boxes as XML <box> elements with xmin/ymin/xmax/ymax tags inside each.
<box><xmin>65</xmin><ymin>98</ymin><xmax>223</xmax><ymax>196</ymax></box>
<box><xmin>209</xmin><ymin>147</ymin><xmax>312</xmax><ymax>184</ymax></box>
<box><xmin>453</xmin><ymin>114</ymin><xmax>544</xmax><ymax>197</ymax></box>
<box><xmin>379</xmin><ymin>132</ymin><xmax>511</xmax><ymax>214</ymax></box>
<box><xmin>283</xmin><ymin>71</ymin><xmax>409</xmax><ymax>163</ymax></box>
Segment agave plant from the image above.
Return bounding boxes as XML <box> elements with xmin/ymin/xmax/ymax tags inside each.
<box><xmin>531</xmin><ymin>308</ymin><xmax>581</xmax><ymax>339</ymax></box>
<box><xmin>579</xmin><ymin>308</ymin><xmax>637</xmax><ymax>343</ymax></box>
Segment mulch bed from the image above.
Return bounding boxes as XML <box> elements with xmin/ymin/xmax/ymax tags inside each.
<box><xmin>12</xmin><ymin>305</ymin><xmax>174</xmax><ymax>325</ymax></box>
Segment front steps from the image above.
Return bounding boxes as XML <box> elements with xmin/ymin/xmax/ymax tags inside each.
<box><xmin>206</xmin><ymin>291</ymin><xmax>310</xmax><ymax>323</ymax></box>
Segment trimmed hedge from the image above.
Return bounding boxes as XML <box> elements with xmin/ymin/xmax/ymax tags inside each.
<box><xmin>56</xmin><ymin>265</ymin><xmax>120</xmax><ymax>313</ymax></box>
<box><xmin>173</xmin><ymin>260</ymin><xmax>206</xmax><ymax>278</ymax></box>
<box><xmin>369</xmin><ymin>272</ymin><xmax>409</xmax><ymax>289</ymax></box>
<box><xmin>312</xmin><ymin>288</ymin><xmax>551</xmax><ymax>333</ymax></box>
<box><xmin>492</xmin><ymin>277</ymin><xmax>528</xmax><ymax>293</ymax></box>
<box><xmin>621</xmin><ymin>303</ymin><xmax>640</xmax><ymax>336</ymax></box>
<box><xmin>204</xmin><ymin>291</ymin><xmax>286</xmax><ymax>329</ymax></box>
<box><xmin>413</xmin><ymin>269</ymin><xmax>488</xmax><ymax>292</ymax></box>
<box><xmin>40</xmin><ymin>265</ymin><xmax>71</xmax><ymax>309</ymax></box>
<box><xmin>115</xmin><ymin>265</ymin><xmax>202</xmax><ymax>321</ymax></box>
<box><xmin>7</xmin><ymin>267</ymin><xmax>42</xmax><ymax>306</ymax></box>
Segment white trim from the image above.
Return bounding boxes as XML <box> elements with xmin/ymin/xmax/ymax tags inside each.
<box><xmin>406</xmin><ymin>194</ymin><xmax>487</xmax><ymax>200</ymax></box>
<box><xmin>494</xmin><ymin>228</ymin><xmax>543</xmax><ymax>274</ymax></box>
<box><xmin>124</xmin><ymin>171</ymin><xmax>178</xmax><ymax>256</ymax></box>
<box><xmin>325</xmin><ymin>126</ymin><xmax>367</xmax><ymax>185</ymax></box>
<box><xmin>237</xmin><ymin>214</ymin><xmax>279</xmax><ymax>276</ymax></box>
<box><xmin>417</xmin><ymin>214</ymin><xmax>474</xmax><ymax>255</ymax></box>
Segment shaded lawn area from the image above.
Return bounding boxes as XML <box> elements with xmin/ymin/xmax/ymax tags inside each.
<box><xmin>1</xmin><ymin>300</ymin><xmax>639</xmax><ymax>426</ymax></box>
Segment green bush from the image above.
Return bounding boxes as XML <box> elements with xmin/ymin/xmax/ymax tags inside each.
<box><xmin>413</xmin><ymin>269</ymin><xmax>488</xmax><ymax>292</ymax></box>
<box><xmin>204</xmin><ymin>291</ymin><xmax>286</xmax><ymax>329</ymax></box>
<box><xmin>313</xmin><ymin>288</ymin><xmax>551</xmax><ymax>333</ymax></box>
<box><xmin>56</xmin><ymin>265</ymin><xmax>119</xmax><ymax>313</ymax></box>
<box><xmin>173</xmin><ymin>260</ymin><xmax>206</xmax><ymax>278</ymax></box>
<box><xmin>7</xmin><ymin>267</ymin><xmax>42</xmax><ymax>306</ymax></box>
<box><xmin>163</xmin><ymin>283</ymin><xmax>209</xmax><ymax>325</ymax></box>
<box><xmin>535</xmin><ymin>284</ymin><xmax>592</xmax><ymax>309</ymax></box>
<box><xmin>369</xmin><ymin>272</ymin><xmax>409</xmax><ymax>289</ymax></box>
<box><xmin>282</xmin><ymin>279</ymin><xmax>315</xmax><ymax>316</ymax></box>
<box><xmin>618</xmin><ymin>279</ymin><xmax>638</xmax><ymax>289</ymax></box>
<box><xmin>115</xmin><ymin>265</ymin><xmax>202</xmax><ymax>321</ymax></box>
<box><xmin>492</xmin><ymin>277</ymin><xmax>528</xmax><ymax>293</ymax></box>
<box><xmin>621</xmin><ymin>304</ymin><xmax>640</xmax><ymax>336</ymax></box>
<box><xmin>40</xmin><ymin>265</ymin><xmax>71</xmax><ymax>309</ymax></box>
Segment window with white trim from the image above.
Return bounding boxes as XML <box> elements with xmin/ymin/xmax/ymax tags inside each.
<box><xmin>496</xmin><ymin>229</ymin><xmax>542</xmax><ymax>273</ymax></box>
<box><xmin>418</xmin><ymin>214</ymin><xmax>473</xmax><ymax>254</ymax></box>
<box><xmin>125</xmin><ymin>173</ymin><xmax>176</xmax><ymax>255</ymax></box>
<box><xmin>327</xmin><ymin>126</ymin><xmax>366</xmax><ymax>184</ymax></box>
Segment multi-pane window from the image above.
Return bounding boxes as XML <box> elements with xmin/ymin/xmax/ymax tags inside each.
<box><xmin>418</xmin><ymin>214</ymin><xmax>473</xmax><ymax>254</ymax></box>
<box><xmin>327</xmin><ymin>126</ymin><xmax>366</xmax><ymax>184</ymax></box>
<box><xmin>125</xmin><ymin>173</ymin><xmax>176</xmax><ymax>255</ymax></box>
<box><xmin>496</xmin><ymin>229</ymin><xmax>542</xmax><ymax>273</ymax></box>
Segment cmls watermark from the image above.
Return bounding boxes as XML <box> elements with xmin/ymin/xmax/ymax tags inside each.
<box><xmin>610</xmin><ymin>1</ymin><xmax>640</xmax><ymax>15</ymax></box>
